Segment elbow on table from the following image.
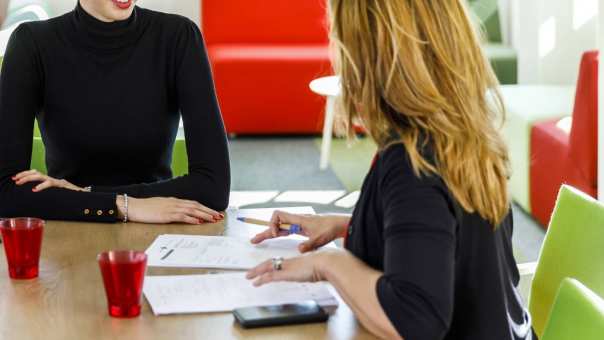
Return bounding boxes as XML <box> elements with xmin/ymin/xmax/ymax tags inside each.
<box><xmin>186</xmin><ymin>178</ymin><xmax>230</xmax><ymax>212</ymax></box>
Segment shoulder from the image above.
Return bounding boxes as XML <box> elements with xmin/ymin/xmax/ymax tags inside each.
<box><xmin>137</xmin><ymin>7</ymin><xmax>200</xmax><ymax>36</ymax></box>
<box><xmin>376</xmin><ymin>142</ymin><xmax>458</xmax><ymax>211</ymax></box>
<box><xmin>376</xmin><ymin>143</ymin><xmax>438</xmax><ymax>187</ymax></box>
<box><xmin>17</xmin><ymin>12</ymin><xmax>68</xmax><ymax>39</ymax></box>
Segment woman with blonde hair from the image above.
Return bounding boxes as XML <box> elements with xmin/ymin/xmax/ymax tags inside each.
<box><xmin>247</xmin><ymin>1</ymin><xmax>535</xmax><ymax>339</ymax></box>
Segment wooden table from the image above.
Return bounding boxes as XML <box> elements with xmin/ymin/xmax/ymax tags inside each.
<box><xmin>0</xmin><ymin>216</ymin><xmax>375</xmax><ymax>340</ymax></box>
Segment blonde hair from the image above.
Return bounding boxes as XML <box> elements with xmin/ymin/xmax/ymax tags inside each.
<box><xmin>328</xmin><ymin>0</ymin><xmax>510</xmax><ymax>226</ymax></box>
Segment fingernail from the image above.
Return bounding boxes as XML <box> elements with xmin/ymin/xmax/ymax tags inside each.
<box><xmin>219</xmin><ymin>213</ymin><xmax>225</xmax><ymax>218</ymax></box>
<box><xmin>32</xmin><ymin>188</ymin><xmax>37</xmax><ymax>192</ymax></box>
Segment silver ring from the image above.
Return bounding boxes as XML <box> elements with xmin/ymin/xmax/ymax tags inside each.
<box><xmin>272</xmin><ymin>257</ymin><xmax>284</xmax><ymax>271</ymax></box>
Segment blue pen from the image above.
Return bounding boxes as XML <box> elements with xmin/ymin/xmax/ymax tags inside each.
<box><xmin>236</xmin><ymin>217</ymin><xmax>302</xmax><ymax>234</ymax></box>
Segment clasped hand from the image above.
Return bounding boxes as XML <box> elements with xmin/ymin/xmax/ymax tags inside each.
<box><xmin>12</xmin><ymin>169</ymin><xmax>223</xmax><ymax>225</ymax></box>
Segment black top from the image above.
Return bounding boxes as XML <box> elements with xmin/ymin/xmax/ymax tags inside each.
<box><xmin>0</xmin><ymin>4</ymin><xmax>230</xmax><ymax>222</ymax></box>
<box><xmin>346</xmin><ymin>144</ymin><xmax>535</xmax><ymax>340</ymax></box>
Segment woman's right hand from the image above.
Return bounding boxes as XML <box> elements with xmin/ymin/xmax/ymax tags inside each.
<box><xmin>251</xmin><ymin>211</ymin><xmax>351</xmax><ymax>253</ymax></box>
<box><xmin>118</xmin><ymin>196</ymin><xmax>223</xmax><ymax>225</ymax></box>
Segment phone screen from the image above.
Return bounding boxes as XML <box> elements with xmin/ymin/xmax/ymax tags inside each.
<box><xmin>234</xmin><ymin>301</ymin><xmax>328</xmax><ymax>328</ymax></box>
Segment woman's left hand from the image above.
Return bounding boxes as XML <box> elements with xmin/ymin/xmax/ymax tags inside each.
<box><xmin>246</xmin><ymin>252</ymin><xmax>333</xmax><ymax>287</ymax></box>
<box><xmin>12</xmin><ymin>169</ymin><xmax>85</xmax><ymax>192</ymax></box>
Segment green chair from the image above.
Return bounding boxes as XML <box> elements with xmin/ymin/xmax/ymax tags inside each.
<box><xmin>171</xmin><ymin>138</ymin><xmax>188</xmax><ymax>177</ymax></box>
<box><xmin>526</xmin><ymin>185</ymin><xmax>604</xmax><ymax>337</ymax></box>
<box><xmin>468</xmin><ymin>0</ymin><xmax>518</xmax><ymax>84</ymax></box>
<box><xmin>541</xmin><ymin>278</ymin><xmax>604</xmax><ymax>340</ymax></box>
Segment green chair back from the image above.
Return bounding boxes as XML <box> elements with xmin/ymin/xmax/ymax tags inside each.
<box><xmin>171</xmin><ymin>138</ymin><xmax>188</xmax><ymax>177</ymax></box>
<box><xmin>468</xmin><ymin>0</ymin><xmax>503</xmax><ymax>43</ymax></box>
<box><xmin>541</xmin><ymin>278</ymin><xmax>604</xmax><ymax>340</ymax></box>
<box><xmin>529</xmin><ymin>185</ymin><xmax>604</xmax><ymax>337</ymax></box>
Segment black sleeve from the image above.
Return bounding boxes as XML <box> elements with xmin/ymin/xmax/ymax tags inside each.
<box><xmin>0</xmin><ymin>25</ymin><xmax>118</xmax><ymax>222</ymax></box>
<box><xmin>93</xmin><ymin>21</ymin><xmax>231</xmax><ymax>211</ymax></box>
<box><xmin>375</xmin><ymin>146</ymin><xmax>456</xmax><ymax>340</ymax></box>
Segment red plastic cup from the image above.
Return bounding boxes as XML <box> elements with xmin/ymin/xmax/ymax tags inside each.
<box><xmin>97</xmin><ymin>250</ymin><xmax>147</xmax><ymax>318</ymax></box>
<box><xmin>0</xmin><ymin>218</ymin><xmax>44</xmax><ymax>279</ymax></box>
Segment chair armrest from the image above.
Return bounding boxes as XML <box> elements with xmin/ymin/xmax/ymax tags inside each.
<box><xmin>518</xmin><ymin>261</ymin><xmax>538</xmax><ymax>276</ymax></box>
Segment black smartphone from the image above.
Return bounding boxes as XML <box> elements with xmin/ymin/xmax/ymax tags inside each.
<box><xmin>233</xmin><ymin>301</ymin><xmax>329</xmax><ymax>328</ymax></box>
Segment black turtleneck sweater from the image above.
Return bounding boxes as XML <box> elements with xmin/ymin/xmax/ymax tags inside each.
<box><xmin>0</xmin><ymin>4</ymin><xmax>230</xmax><ymax>222</ymax></box>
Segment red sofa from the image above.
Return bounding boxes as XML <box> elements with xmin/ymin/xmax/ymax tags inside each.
<box><xmin>530</xmin><ymin>51</ymin><xmax>598</xmax><ymax>227</ymax></box>
<box><xmin>202</xmin><ymin>0</ymin><xmax>332</xmax><ymax>134</ymax></box>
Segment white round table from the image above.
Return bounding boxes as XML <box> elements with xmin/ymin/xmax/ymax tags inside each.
<box><xmin>309</xmin><ymin>76</ymin><xmax>341</xmax><ymax>170</ymax></box>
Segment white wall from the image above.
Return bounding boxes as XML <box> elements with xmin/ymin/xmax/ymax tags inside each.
<box><xmin>510</xmin><ymin>0</ymin><xmax>598</xmax><ymax>85</ymax></box>
<box><xmin>49</xmin><ymin>0</ymin><xmax>200</xmax><ymax>26</ymax></box>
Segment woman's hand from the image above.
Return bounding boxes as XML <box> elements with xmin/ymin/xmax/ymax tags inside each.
<box><xmin>12</xmin><ymin>169</ymin><xmax>85</xmax><ymax>192</ymax></box>
<box><xmin>120</xmin><ymin>196</ymin><xmax>224</xmax><ymax>225</ymax></box>
<box><xmin>246</xmin><ymin>251</ymin><xmax>335</xmax><ymax>287</ymax></box>
<box><xmin>251</xmin><ymin>211</ymin><xmax>350</xmax><ymax>253</ymax></box>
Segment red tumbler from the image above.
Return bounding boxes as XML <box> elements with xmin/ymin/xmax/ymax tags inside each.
<box><xmin>97</xmin><ymin>250</ymin><xmax>147</xmax><ymax>318</ymax></box>
<box><xmin>0</xmin><ymin>218</ymin><xmax>44</xmax><ymax>279</ymax></box>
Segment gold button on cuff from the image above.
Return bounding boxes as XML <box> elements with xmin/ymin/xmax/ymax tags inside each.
<box><xmin>97</xmin><ymin>210</ymin><xmax>103</xmax><ymax>216</ymax></box>
<box><xmin>109</xmin><ymin>210</ymin><xmax>115</xmax><ymax>215</ymax></box>
<box><xmin>84</xmin><ymin>209</ymin><xmax>90</xmax><ymax>215</ymax></box>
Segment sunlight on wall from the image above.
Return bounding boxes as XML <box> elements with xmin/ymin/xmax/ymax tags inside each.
<box><xmin>538</xmin><ymin>16</ymin><xmax>557</xmax><ymax>58</ymax></box>
<box><xmin>573</xmin><ymin>0</ymin><xmax>598</xmax><ymax>30</ymax></box>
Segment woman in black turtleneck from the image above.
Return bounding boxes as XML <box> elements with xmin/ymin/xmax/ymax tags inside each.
<box><xmin>0</xmin><ymin>0</ymin><xmax>230</xmax><ymax>224</ymax></box>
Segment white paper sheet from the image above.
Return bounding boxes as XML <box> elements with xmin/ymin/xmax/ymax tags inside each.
<box><xmin>146</xmin><ymin>206</ymin><xmax>334</xmax><ymax>270</ymax></box>
<box><xmin>146</xmin><ymin>234</ymin><xmax>306</xmax><ymax>269</ymax></box>
<box><xmin>143</xmin><ymin>273</ymin><xmax>338</xmax><ymax>315</ymax></box>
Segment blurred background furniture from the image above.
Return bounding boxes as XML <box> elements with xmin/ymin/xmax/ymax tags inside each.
<box><xmin>202</xmin><ymin>0</ymin><xmax>332</xmax><ymax>134</ymax></box>
<box><xmin>540</xmin><ymin>278</ymin><xmax>604</xmax><ymax>340</ymax></box>
<box><xmin>500</xmin><ymin>85</ymin><xmax>575</xmax><ymax>214</ymax></box>
<box><xmin>309</xmin><ymin>76</ymin><xmax>340</xmax><ymax>170</ymax></box>
<box><xmin>530</xmin><ymin>51</ymin><xmax>598</xmax><ymax>227</ymax></box>
<box><xmin>524</xmin><ymin>185</ymin><xmax>604</xmax><ymax>337</ymax></box>
<box><xmin>468</xmin><ymin>0</ymin><xmax>518</xmax><ymax>84</ymax></box>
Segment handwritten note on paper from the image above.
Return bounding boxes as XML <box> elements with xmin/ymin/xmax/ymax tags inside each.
<box><xmin>143</xmin><ymin>272</ymin><xmax>338</xmax><ymax>315</ymax></box>
<box><xmin>146</xmin><ymin>206</ymin><xmax>336</xmax><ymax>270</ymax></box>
<box><xmin>145</xmin><ymin>234</ymin><xmax>305</xmax><ymax>269</ymax></box>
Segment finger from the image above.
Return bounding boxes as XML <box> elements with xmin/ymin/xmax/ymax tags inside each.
<box><xmin>299</xmin><ymin>237</ymin><xmax>328</xmax><ymax>253</ymax></box>
<box><xmin>270</xmin><ymin>211</ymin><xmax>304</xmax><ymax>237</ymax></box>
<box><xmin>15</xmin><ymin>174</ymin><xmax>47</xmax><ymax>185</ymax></box>
<box><xmin>177</xmin><ymin>207</ymin><xmax>215</xmax><ymax>223</ymax></box>
<box><xmin>246</xmin><ymin>260</ymin><xmax>273</xmax><ymax>279</ymax></box>
<box><xmin>181</xmin><ymin>201</ymin><xmax>221</xmax><ymax>219</ymax></box>
<box><xmin>253</xmin><ymin>268</ymin><xmax>293</xmax><ymax>287</ymax></box>
<box><xmin>251</xmin><ymin>228</ymin><xmax>289</xmax><ymax>244</ymax></box>
<box><xmin>171</xmin><ymin>213</ymin><xmax>202</xmax><ymax>225</ymax></box>
<box><xmin>251</xmin><ymin>229</ymin><xmax>274</xmax><ymax>244</ymax></box>
<box><xmin>12</xmin><ymin>169</ymin><xmax>38</xmax><ymax>180</ymax></box>
<box><xmin>32</xmin><ymin>180</ymin><xmax>57</xmax><ymax>192</ymax></box>
<box><xmin>271</xmin><ymin>211</ymin><xmax>304</xmax><ymax>227</ymax></box>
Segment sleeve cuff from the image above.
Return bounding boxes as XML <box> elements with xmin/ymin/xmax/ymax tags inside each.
<box><xmin>76</xmin><ymin>192</ymin><xmax>119</xmax><ymax>223</ymax></box>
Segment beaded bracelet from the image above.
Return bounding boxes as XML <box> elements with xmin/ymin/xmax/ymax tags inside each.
<box><xmin>123</xmin><ymin>194</ymin><xmax>129</xmax><ymax>223</ymax></box>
